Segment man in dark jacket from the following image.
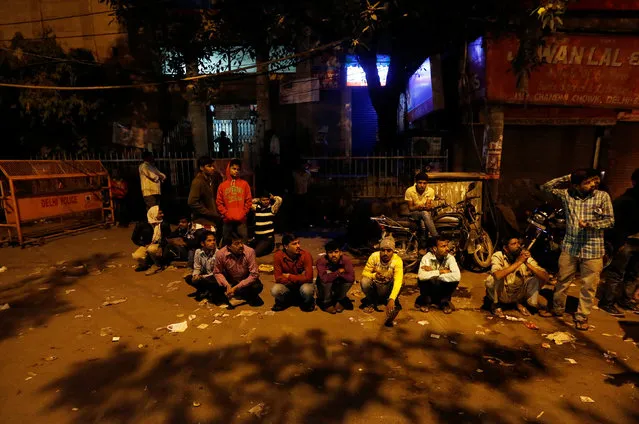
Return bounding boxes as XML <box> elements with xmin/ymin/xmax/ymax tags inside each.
<box><xmin>188</xmin><ymin>156</ymin><xmax>223</xmax><ymax>242</ymax></box>
<box><xmin>131</xmin><ymin>206</ymin><xmax>172</xmax><ymax>276</ymax></box>
<box><xmin>600</xmin><ymin>168</ymin><xmax>639</xmax><ymax>315</ymax></box>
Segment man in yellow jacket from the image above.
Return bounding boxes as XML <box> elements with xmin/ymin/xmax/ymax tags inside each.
<box><xmin>360</xmin><ymin>237</ymin><xmax>404</xmax><ymax>326</ymax></box>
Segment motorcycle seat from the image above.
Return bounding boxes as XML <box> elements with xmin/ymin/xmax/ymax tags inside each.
<box><xmin>435</xmin><ymin>216</ymin><xmax>459</xmax><ymax>224</ymax></box>
<box><xmin>394</xmin><ymin>218</ymin><xmax>418</xmax><ymax>229</ymax></box>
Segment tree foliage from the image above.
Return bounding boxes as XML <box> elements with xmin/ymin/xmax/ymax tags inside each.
<box><xmin>0</xmin><ymin>31</ymin><xmax>116</xmax><ymax>156</ymax></box>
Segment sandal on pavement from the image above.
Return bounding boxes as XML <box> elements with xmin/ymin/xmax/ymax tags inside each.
<box><xmin>363</xmin><ymin>305</ymin><xmax>375</xmax><ymax>314</ymax></box>
<box><xmin>575</xmin><ymin>320</ymin><xmax>589</xmax><ymax>331</ymax></box>
<box><xmin>493</xmin><ymin>307</ymin><xmax>505</xmax><ymax>319</ymax></box>
<box><xmin>537</xmin><ymin>310</ymin><xmax>553</xmax><ymax>318</ymax></box>
<box><xmin>517</xmin><ymin>304</ymin><xmax>531</xmax><ymax>316</ymax></box>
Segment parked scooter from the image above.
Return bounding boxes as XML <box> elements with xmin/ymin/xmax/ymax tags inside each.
<box><xmin>524</xmin><ymin>203</ymin><xmax>614</xmax><ymax>273</ymax></box>
<box><xmin>370</xmin><ymin>183</ymin><xmax>494</xmax><ymax>271</ymax></box>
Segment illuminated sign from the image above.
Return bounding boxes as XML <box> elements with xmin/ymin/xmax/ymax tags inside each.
<box><xmin>345</xmin><ymin>55</ymin><xmax>389</xmax><ymax>87</ymax></box>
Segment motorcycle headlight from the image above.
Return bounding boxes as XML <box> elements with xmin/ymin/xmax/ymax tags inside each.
<box><xmin>532</xmin><ymin>212</ymin><xmax>546</xmax><ymax>224</ymax></box>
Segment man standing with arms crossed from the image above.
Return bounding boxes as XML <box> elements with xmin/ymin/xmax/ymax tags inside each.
<box><xmin>541</xmin><ymin>169</ymin><xmax>614</xmax><ymax>330</ymax></box>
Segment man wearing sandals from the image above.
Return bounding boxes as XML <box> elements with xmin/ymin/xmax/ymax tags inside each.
<box><xmin>360</xmin><ymin>238</ymin><xmax>404</xmax><ymax>327</ymax></box>
<box><xmin>416</xmin><ymin>236</ymin><xmax>461</xmax><ymax>314</ymax></box>
<box><xmin>485</xmin><ymin>237</ymin><xmax>551</xmax><ymax>318</ymax></box>
<box><xmin>541</xmin><ymin>169</ymin><xmax>614</xmax><ymax>330</ymax></box>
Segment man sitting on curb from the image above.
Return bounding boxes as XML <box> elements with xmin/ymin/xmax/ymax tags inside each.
<box><xmin>360</xmin><ymin>238</ymin><xmax>404</xmax><ymax>327</ymax></box>
<box><xmin>485</xmin><ymin>237</ymin><xmax>551</xmax><ymax>318</ymax></box>
<box><xmin>271</xmin><ymin>233</ymin><xmax>315</xmax><ymax>312</ymax></box>
<box><xmin>184</xmin><ymin>230</ymin><xmax>217</xmax><ymax>301</ymax></box>
<box><xmin>316</xmin><ymin>240</ymin><xmax>355</xmax><ymax>314</ymax></box>
<box><xmin>212</xmin><ymin>234</ymin><xmax>264</xmax><ymax>308</ymax></box>
<box><xmin>416</xmin><ymin>236</ymin><xmax>462</xmax><ymax>314</ymax></box>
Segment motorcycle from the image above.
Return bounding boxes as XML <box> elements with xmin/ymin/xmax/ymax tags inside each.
<box><xmin>524</xmin><ymin>203</ymin><xmax>614</xmax><ymax>273</ymax></box>
<box><xmin>370</xmin><ymin>182</ymin><xmax>494</xmax><ymax>271</ymax></box>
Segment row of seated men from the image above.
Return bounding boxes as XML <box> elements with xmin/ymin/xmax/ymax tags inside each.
<box><xmin>132</xmin><ymin>208</ymin><xmax>557</xmax><ymax>324</ymax></box>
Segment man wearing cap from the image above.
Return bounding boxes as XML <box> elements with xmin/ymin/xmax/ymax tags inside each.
<box><xmin>360</xmin><ymin>238</ymin><xmax>404</xmax><ymax>326</ymax></box>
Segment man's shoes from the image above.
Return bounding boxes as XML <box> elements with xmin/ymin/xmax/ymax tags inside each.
<box><xmin>599</xmin><ymin>303</ymin><xmax>625</xmax><ymax>317</ymax></box>
<box><xmin>324</xmin><ymin>305</ymin><xmax>337</xmax><ymax>314</ymax></box>
<box><xmin>145</xmin><ymin>265</ymin><xmax>161</xmax><ymax>276</ymax></box>
<box><xmin>338</xmin><ymin>298</ymin><xmax>354</xmax><ymax>311</ymax></box>
<box><xmin>135</xmin><ymin>265</ymin><xmax>149</xmax><ymax>272</ymax></box>
<box><xmin>271</xmin><ymin>302</ymin><xmax>287</xmax><ymax>312</ymax></box>
<box><xmin>618</xmin><ymin>300</ymin><xmax>639</xmax><ymax>312</ymax></box>
<box><xmin>248</xmin><ymin>296</ymin><xmax>265</xmax><ymax>307</ymax></box>
<box><xmin>441</xmin><ymin>301</ymin><xmax>455</xmax><ymax>314</ymax></box>
<box><xmin>334</xmin><ymin>303</ymin><xmax>345</xmax><ymax>313</ymax></box>
<box><xmin>300</xmin><ymin>302</ymin><xmax>316</xmax><ymax>312</ymax></box>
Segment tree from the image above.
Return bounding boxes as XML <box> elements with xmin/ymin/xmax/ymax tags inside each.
<box><xmin>0</xmin><ymin>31</ymin><xmax>116</xmax><ymax>156</ymax></box>
<box><xmin>301</xmin><ymin>0</ymin><xmax>568</xmax><ymax>152</ymax></box>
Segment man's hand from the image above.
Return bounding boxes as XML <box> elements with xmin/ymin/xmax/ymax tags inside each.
<box><xmin>425</xmin><ymin>200</ymin><xmax>433</xmax><ymax>210</ymax></box>
<box><xmin>282</xmin><ymin>273</ymin><xmax>290</xmax><ymax>280</ymax></box>
<box><xmin>578</xmin><ymin>220</ymin><xmax>591</xmax><ymax>229</ymax></box>
<box><xmin>375</xmin><ymin>271</ymin><xmax>385</xmax><ymax>280</ymax></box>
<box><xmin>386</xmin><ymin>298</ymin><xmax>396</xmax><ymax>317</ymax></box>
<box><xmin>517</xmin><ymin>250</ymin><xmax>530</xmax><ymax>264</ymax></box>
<box><xmin>439</xmin><ymin>269</ymin><xmax>451</xmax><ymax>275</ymax></box>
<box><xmin>226</xmin><ymin>285</ymin><xmax>236</xmax><ymax>298</ymax></box>
<box><xmin>421</xmin><ymin>265</ymin><xmax>433</xmax><ymax>272</ymax></box>
<box><xmin>338</xmin><ymin>268</ymin><xmax>345</xmax><ymax>274</ymax></box>
<box><xmin>193</xmin><ymin>274</ymin><xmax>201</xmax><ymax>282</ymax></box>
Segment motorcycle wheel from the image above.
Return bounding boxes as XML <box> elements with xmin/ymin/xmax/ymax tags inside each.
<box><xmin>472</xmin><ymin>229</ymin><xmax>494</xmax><ymax>269</ymax></box>
<box><xmin>381</xmin><ymin>231</ymin><xmax>420</xmax><ymax>273</ymax></box>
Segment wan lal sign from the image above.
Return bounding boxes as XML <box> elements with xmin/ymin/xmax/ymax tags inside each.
<box><xmin>486</xmin><ymin>34</ymin><xmax>639</xmax><ymax>108</ymax></box>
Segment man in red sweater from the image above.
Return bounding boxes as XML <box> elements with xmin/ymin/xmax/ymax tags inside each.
<box><xmin>216</xmin><ymin>158</ymin><xmax>253</xmax><ymax>246</ymax></box>
<box><xmin>271</xmin><ymin>233</ymin><xmax>316</xmax><ymax>312</ymax></box>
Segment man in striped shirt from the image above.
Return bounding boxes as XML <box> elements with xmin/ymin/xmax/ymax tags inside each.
<box><xmin>541</xmin><ymin>169</ymin><xmax>614</xmax><ymax>330</ymax></box>
<box><xmin>251</xmin><ymin>192</ymin><xmax>282</xmax><ymax>257</ymax></box>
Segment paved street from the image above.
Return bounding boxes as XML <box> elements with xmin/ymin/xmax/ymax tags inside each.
<box><xmin>0</xmin><ymin>228</ymin><xmax>638</xmax><ymax>424</ymax></box>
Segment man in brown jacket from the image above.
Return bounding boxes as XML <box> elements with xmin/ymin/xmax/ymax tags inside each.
<box><xmin>188</xmin><ymin>156</ymin><xmax>223</xmax><ymax>230</ymax></box>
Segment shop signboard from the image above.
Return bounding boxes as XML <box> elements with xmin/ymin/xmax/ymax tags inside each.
<box><xmin>486</xmin><ymin>34</ymin><xmax>639</xmax><ymax>109</ymax></box>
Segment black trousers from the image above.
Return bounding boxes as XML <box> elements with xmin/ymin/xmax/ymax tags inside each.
<box><xmin>416</xmin><ymin>278</ymin><xmax>460</xmax><ymax>306</ymax></box>
<box><xmin>184</xmin><ymin>275</ymin><xmax>263</xmax><ymax>300</ymax></box>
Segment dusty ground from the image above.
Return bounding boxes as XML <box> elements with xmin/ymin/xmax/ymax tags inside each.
<box><xmin>0</xmin><ymin>227</ymin><xmax>638</xmax><ymax>424</ymax></box>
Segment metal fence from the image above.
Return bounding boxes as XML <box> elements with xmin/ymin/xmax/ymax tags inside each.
<box><xmin>35</xmin><ymin>150</ymin><xmax>448</xmax><ymax>200</ymax></box>
<box><xmin>303</xmin><ymin>151</ymin><xmax>449</xmax><ymax>198</ymax></box>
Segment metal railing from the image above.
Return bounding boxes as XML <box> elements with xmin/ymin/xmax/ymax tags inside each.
<box><xmin>34</xmin><ymin>150</ymin><xmax>448</xmax><ymax>200</ymax></box>
<box><xmin>303</xmin><ymin>151</ymin><xmax>449</xmax><ymax>198</ymax></box>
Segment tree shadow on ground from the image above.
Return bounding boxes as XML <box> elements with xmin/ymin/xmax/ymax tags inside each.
<box><xmin>38</xmin><ymin>328</ymin><xmax>555</xmax><ymax>424</ymax></box>
<box><xmin>0</xmin><ymin>252</ymin><xmax>122</xmax><ymax>341</ymax></box>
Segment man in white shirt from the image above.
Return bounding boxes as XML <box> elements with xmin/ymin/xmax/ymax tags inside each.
<box><xmin>416</xmin><ymin>236</ymin><xmax>461</xmax><ymax>314</ymax></box>
<box><xmin>139</xmin><ymin>151</ymin><xmax>166</xmax><ymax>210</ymax></box>
<box><xmin>405</xmin><ymin>172</ymin><xmax>438</xmax><ymax>248</ymax></box>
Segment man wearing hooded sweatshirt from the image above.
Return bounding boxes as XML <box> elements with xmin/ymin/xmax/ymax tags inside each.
<box><xmin>216</xmin><ymin>158</ymin><xmax>252</xmax><ymax>246</ymax></box>
<box><xmin>131</xmin><ymin>206</ymin><xmax>171</xmax><ymax>276</ymax></box>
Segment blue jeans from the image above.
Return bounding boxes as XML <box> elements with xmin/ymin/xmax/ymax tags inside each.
<box><xmin>271</xmin><ymin>283</ymin><xmax>315</xmax><ymax>305</ymax></box>
<box><xmin>409</xmin><ymin>211</ymin><xmax>438</xmax><ymax>238</ymax></box>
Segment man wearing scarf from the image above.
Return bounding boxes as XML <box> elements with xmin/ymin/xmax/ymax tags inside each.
<box><xmin>131</xmin><ymin>206</ymin><xmax>171</xmax><ymax>276</ymax></box>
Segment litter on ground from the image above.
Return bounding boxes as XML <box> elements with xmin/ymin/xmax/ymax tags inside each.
<box><xmin>167</xmin><ymin>321</ymin><xmax>188</xmax><ymax>333</ymax></box>
<box><xmin>197</xmin><ymin>324</ymin><xmax>209</xmax><ymax>329</ymax></box>
<box><xmin>580</xmin><ymin>396</ymin><xmax>595</xmax><ymax>403</ymax></box>
<box><xmin>102</xmin><ymin>298</ymin><xmax>127</xmax><ymax>307</ymax></box>
<box><xmin>564</xmin><ymin>358</ymin><xmax>577</xmax><ymax>364</ymax></box>
<box><xmin>545</xmin><ymin>331</ymin><xmax>576</xmax><ymax>345</ymax></box>
<box><xmin>235</xmin><ymin>311</ymin><xmax>258</xmax><ymax>318</ymax></box>
<box><xmin>417</xmin><ymin>320</ymin><xmax>430</xmax><ymax>326</ymax></box>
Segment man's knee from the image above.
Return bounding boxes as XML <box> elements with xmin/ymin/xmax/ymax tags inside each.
<box><xmin>360</xmin><ymin>277</ymin><xmax>373</xmax><ymax>293</ymax></box>
<box><xmin>300</xmin><ymin>283</ymin><xmax>316</xmax><ymax>300</ymax></box>
<box><xmin>147</xmin><ymin>244</ymin><xmax>161</xmax><ymax>256</ymax></box>
<box><xmin>271</xmin><ymin>283</ymin><xmax>288</xmax><ymax>299</ymax></box>
<box><xmin>250</xmin><ymin>280</ymin><xmax>264</xmax><ymax>295</ymax></box>
<box><xmin>132</xmin><ymin>247</ymin><xmax>146</xmax><ymax>260</ymax></box>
